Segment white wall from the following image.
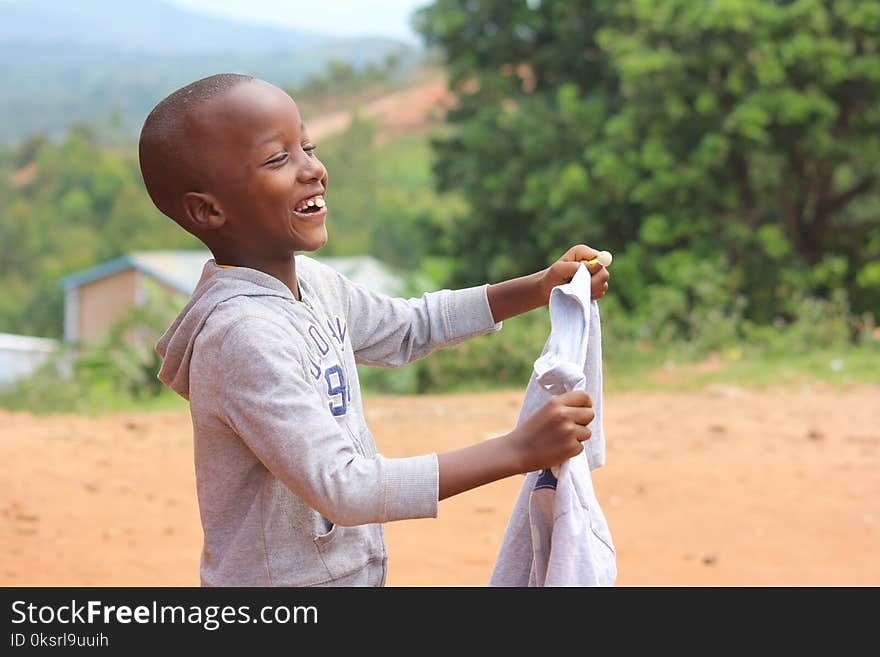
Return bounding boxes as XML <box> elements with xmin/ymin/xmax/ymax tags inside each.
<box><xmin>0</xmin><ymin>333</ymin><xmax>59</xmax><ymax>389</ymax></box>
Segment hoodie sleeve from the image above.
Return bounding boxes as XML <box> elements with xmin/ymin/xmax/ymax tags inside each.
<box><xmin>325</xmin><ymin>269</ymin><xmax>502</xmax><ymax>368</ymax></box>
<box><xmin>215</xmin><ymin>315</ymin><xmax>439</xmax><ymax>526</ymax></box>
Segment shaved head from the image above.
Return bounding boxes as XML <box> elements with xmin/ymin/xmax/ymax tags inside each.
<box><xmin>138</xmin><ymin>73</ymin><xmax>255</xmax><ymax>224</ymax></box>
<box><xmin>137</xmin><ymin>73</ymin><xmax>329</xmax><ymax>261</ymax></box>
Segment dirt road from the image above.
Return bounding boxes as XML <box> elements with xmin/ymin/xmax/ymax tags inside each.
<box><xmin>2</xmin><ymin>385</ymin><xmax>878</xmax><ymax>586</ymax></box>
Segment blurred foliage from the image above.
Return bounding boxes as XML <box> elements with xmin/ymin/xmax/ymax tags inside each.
<box><xmin>310</xmin><ymin>118</ymin><xmax>468</xmax><ymax>271</ymax></box>
<box><xmin>0</xmin><ymin>123</ymin><xmax>202</xmax><ymax>339</ymax></box>
<box><xmin>415</xmin><ymin>0</ymin><xmax>880</xmax><ymax>330</ymax></box>
<box><xmin>359</xmin><ymin>284</ymin><xmax>878</xmax><ymax>396</ymax></box>
<box><xmin>358</xmin><ymin>308</ymin><xmax>551</xmax><ymax>394</ymax></box>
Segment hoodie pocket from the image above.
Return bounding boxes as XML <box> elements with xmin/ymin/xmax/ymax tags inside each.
<box><xmin>313</xmin><ymin>522</ymin><xmax>344</xmax><ymax>581</ymax></box>
<box><xmin>313</xmin><ymin>523</ymin><xmax>381</xmax><ymax>582</ymax></box>
<box><xmin>313</xmin><ymin>522</ymin><xmax>339</xmax><ymax>549</ymax></box>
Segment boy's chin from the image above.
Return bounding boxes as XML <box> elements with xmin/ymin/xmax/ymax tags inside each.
<box><xmin>295</xmin><ymin>228</ymin><xmax>329</xmax><ymax>253</ymax></box>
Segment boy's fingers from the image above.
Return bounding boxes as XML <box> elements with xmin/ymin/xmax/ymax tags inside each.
<box><xmin>562</xmin><ymin>244</ymin><xmax>600</xmax><ymax>263</ymax></box>
<box><xmin>569</xmin><ymin>406</ymin><xmax>595</xmax><ymax>427</ymax></box>
<box><xmin>558</xmin><ymin>245</ymin><xmax>613</xmax><ymax>275</ymax></box>
<box><xmin>584</xmin><ymin>251</ymin><xmax>613</xmax><ymax>272</ymax></box>
<box><xmin>556</xmin><ymin>260</ymin><xmax>582</xmax><ymax>280</ymax></box>
<box><xmin>558</xmin><ymin>390</ymin><xmax>593</xmax><ymax>408</ymax></box>
<box><xmin>584</xmin><ymin>260</ymin><xmax>604</xmax><ymax>275</ymax></box>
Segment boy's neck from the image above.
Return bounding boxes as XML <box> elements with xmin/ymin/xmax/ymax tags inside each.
<box><xmin>214</xmin><ymin>254</ymin><xmax>300</xmax><ymax>300</ymax></box>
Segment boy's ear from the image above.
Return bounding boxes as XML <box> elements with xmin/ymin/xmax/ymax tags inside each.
<box><xmin>182</xmin><ymin>192</ymin><xmax>226</xmax><ymax>231</ymax></box>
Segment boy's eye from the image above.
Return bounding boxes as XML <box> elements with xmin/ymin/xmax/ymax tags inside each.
<box><xmin>303</xmin><ymin>143</ymin><xmax>317</xmax><ymax>154</ymax></box>
<box><xmin>267</xmin><ymin>153</ymin><xmax>288</xmax><ymax>165</ymax></box>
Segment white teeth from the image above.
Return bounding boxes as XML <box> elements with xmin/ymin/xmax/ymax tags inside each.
<box><xmin>295</xmin><ymin>195</ymin><xmax>325</xmax><ymax>212</ymax></box>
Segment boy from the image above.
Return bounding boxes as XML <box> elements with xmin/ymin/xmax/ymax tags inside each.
<box><xmin>139</xmin><ymin>73</ymin><xmax>611</xmax><ymax>586</ymax></box>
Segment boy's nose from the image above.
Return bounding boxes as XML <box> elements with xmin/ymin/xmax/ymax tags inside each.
<box><xmin>298</xmin><ymin>156</ymin><xmax>327</xmax><ymax>184</ymax></box>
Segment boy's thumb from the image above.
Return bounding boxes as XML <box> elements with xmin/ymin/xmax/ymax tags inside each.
<box><xmin>557</xmin><ymin>260</ymin><xmax>583</xmax><ymax>280</ymax></box>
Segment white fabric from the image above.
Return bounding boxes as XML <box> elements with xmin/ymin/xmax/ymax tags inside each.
<box><xmin>489</xmin><ymin>264</ymin><xmax>617</xmax><ymax>587</ymax></box>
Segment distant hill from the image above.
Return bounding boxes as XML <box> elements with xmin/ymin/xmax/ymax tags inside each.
<box><xmin>0</xmin><ymin>0</ymin><xmax>330</xmax><ymax>54</ymax></box>
<box><xmin>0</xmin><ymin>0</ymin><xmax>421</xmax><ymax>143</ymax></box>
<box><xmin>304</xmin><ymin>71</ymin><xmax>452</xmax><ymax>143</ymax></box>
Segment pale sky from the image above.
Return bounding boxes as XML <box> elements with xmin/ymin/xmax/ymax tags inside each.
<box><xmin>171</xmin><ymin>0</ymin><xmax>431</xmax><ymax>44</ymax></box>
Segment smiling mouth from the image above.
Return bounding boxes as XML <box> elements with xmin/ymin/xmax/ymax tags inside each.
<box><xmin>293</xmin><ymin>194</ymin><xmax>327</xmax><ymax>215</ymax></box>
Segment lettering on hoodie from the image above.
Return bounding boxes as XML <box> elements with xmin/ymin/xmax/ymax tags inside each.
<box><xmin>303</xmin><ymin>315</ymin><xmax>351</xmax><ymax>417</ymax></box>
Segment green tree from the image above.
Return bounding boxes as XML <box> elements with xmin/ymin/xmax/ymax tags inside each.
<box><xmin>0</xmin><ymin>125</ymin><xmax>197</xmax><ymax>338</ymax></box>
<box><xmin>415</xmin><ymin>0</ymin><xmax>880</xmax><ymax>323</ymax></box>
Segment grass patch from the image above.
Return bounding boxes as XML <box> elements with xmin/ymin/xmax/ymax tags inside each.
<box><xmin>360</xmin><ymin>342</ymin><xmax>880</xmax><ymax>398</ymax></box>
<box><xmin>0</xmin><ymin>378</ymin><xmax>189</xmax><ymax>417</ymax></box>
<box><xmin>604</xmin><ymin>343</ymin><xmax>880</xmax><ymax>393</ymax></box>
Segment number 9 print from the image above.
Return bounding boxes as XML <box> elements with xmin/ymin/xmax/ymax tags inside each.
<box><xmin>324</xmin><ymin>364</ymin><xmax>348</xmax><ymax>417</ymax></box>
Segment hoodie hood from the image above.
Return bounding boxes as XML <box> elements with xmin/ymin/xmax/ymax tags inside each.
<box><xmin>155</xmin><ymin>260</ymin><xmax>297</xmax><ymax>400</ymax></box>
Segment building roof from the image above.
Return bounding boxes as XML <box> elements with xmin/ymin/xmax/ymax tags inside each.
<box><xmin>59</xmin><ymin>251</ymin><xmax>405</xmax><ymax>296</ymax></box>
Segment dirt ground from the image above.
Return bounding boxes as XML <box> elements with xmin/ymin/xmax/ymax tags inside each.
<box><xmin>2</xmin><ymin>384</ymin><xmax>878</xmax><ymax>587</ymax></box>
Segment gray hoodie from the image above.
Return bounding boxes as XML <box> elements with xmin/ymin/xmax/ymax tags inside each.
<box><xmin>156</xmin><ymin>256</ymin><xmax>501</xmax><ymax>586</ymax></box>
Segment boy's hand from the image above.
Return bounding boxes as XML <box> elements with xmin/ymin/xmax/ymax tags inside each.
<box><xmin>436</xmin><ymin>390</ymin><xmax>594</xmax><ymax>499</ymax></box>
<box><xmin>539</xmin><ymin>244</ymin><xmax>611</xmax><ymax>303</ymax></box>
<box><xmin>507</xmin><ymin>390</ymin><xmax>594</xmax><ymax>473</ymax></box>
<box><xmin>486</xmin><ymin>244</ymin><xmax>611</xmax><ymax>323</ymax></box>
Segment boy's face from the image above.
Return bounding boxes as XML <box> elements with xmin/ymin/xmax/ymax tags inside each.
<box><xmin>193</xmin><ymin>79</ymin><xmax>329</xmax><ymax>255</ymax></box>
